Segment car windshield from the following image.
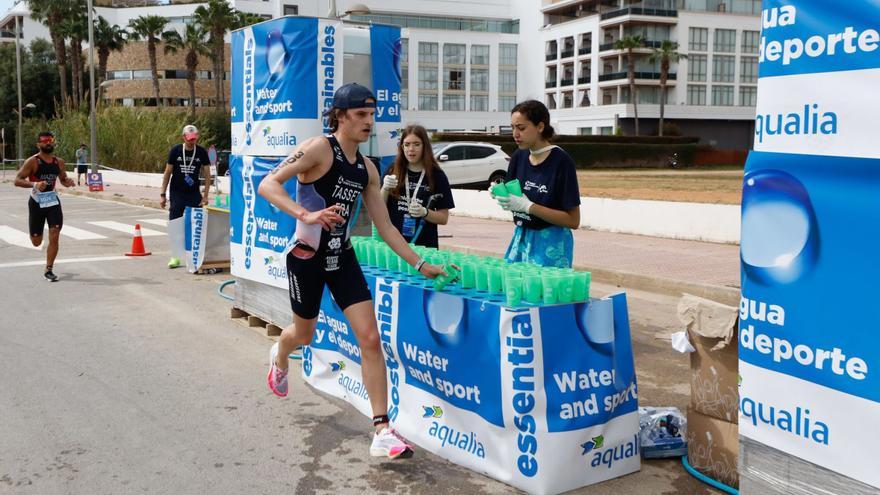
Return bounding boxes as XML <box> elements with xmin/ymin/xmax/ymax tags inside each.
<box><xmin>431</xmin><ymin>143</ymin><xmax>448</xmax><ymax>155</ymax></box>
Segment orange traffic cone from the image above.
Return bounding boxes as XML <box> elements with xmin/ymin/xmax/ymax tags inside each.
<box><xmin>125</xmin><ymin>224</ymin><xmax>152</xmax><ymax>256</ymax></box>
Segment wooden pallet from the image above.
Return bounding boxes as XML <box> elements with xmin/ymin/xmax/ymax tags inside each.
<box><xmin>230</xmin><ymin>307</ymin><xmax>283</xmax><ymax>338</ymax></box>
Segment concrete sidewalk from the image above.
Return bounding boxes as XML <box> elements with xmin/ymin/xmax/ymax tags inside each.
<box><xmin>59</xmin><ymin>181</ymin><xmax>741</xmax><ymax>305</ymax></box>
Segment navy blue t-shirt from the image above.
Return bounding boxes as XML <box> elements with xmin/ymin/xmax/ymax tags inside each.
<box><xmin>167</xmin><ymin>144</ymin><xmax>209</xmax><ymax>200</ymax></box>
<box><xmin>383</xmin><ymin>167</ymin><xmax>455</xmax><ymax>248</ymax></box>
<box><xmin>506</xmin><ymin>147</ymin><xmax>581</xmax><ymax>230</ymax></box>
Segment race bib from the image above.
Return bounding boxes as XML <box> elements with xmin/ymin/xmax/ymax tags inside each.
<box><xmin>402</xmin><ymin>215</ymin><xmax>416</xmax><ymax>237</ymax></box>
<box><xmin>35</xmin><ymin>190</ymin><xmax>59</xmax><ymax>208</ymax></box>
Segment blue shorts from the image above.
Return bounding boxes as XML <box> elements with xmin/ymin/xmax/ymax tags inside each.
<box><xmin>504</xmin><ymin>225</ymin><xmax>574</xmax><ymax>268</ymax></box>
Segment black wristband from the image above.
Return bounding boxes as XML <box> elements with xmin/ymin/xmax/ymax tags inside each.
<box><xmin>372</xmin><ymin>414</ymin><xmax>390</xmax><ymax>426</ymax></box>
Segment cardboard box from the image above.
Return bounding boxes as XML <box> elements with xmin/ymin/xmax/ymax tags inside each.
<box><xmin>687</xmin><ymin>407</ymin><xmax>739</xmax><ymax>489</ymax></box>
<box><xmin>690</xmin><ymin>330</ymin><xmax>739</xmax><ymax>423</ymax></box>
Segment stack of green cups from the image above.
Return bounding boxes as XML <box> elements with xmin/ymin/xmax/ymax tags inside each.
<box><xmin>433</xmin><ymin>264</ymin><xmax>461</xmax><ymax>291</ymax></box>
<box><xmin>505</xmin><ymin>273</ymin><xmax>523</xmax><ymax>307</ymax></box>
<box><xmin>505</xmin><ymin>179</ymin><xmax>523</xmax><ymax>197</ymax></box>
<box><xmin>523</xmin><ymin>271</ymin><xmax>543</xmax><ymax>304</ymax></box>
<box><xmin>487</xmin><ymin>265</ymin><xmax>504</xmax><ymax>294</ymax></box>
<box><xmin>490</xmin><ymin>181</ymin><xmax>509</xmax><ymax>198</ymax></box>
<box><xmin>572</xmin><ymin>271</ymin><xmax>591</xmax><ymax>301</ymax></box>
<box><xmin>460</xmin><ymin>258</ymin><xmax>476</xmax><ymax>289</ymax></box>
<box><xmin>542</xmin><ymin>272</ymin><xmax>559</xmax><ymax>304</ymax></box>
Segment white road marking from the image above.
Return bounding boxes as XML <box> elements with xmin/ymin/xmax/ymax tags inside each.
<box><xmin>138</xmin><ymin>218</ymin><xmax>168</xmax><ymax>227</ymax></box>
<box><xmin>88</xmin><ymin>221</ymin><xmax>165</xmax><ymax>236</ymax></box>
<box><xmin>0</xmin><ymin>255</ymin><xmax>132</xmax><ymax>269</ymax></box>
<box><xmin>0</xmin><ymin>225</ymin><xmax>41</xmax><ymax>250</ymax></box>
<box><xmin>58</xmin><ymin>225</ymin><xmax>107</xmax><ymax>240</ymax></box>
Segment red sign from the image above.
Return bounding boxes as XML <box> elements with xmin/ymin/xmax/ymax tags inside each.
<box><xmin>87</xmin><ymin>172</ymin><xmax>104</xmax><ymax>192</ymax></box>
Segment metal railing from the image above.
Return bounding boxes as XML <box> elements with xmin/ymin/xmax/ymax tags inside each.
<box><xmin>578</xmin><ymin>76</ymin><xmax>591</xmax><ymax>84</ymax></box>
<box><xmin>597</xmin><ymin>71</ymin><xmax>677</xmax><ymax>81</ymax></box>
<box><xmin>560</xmin><ymin>49</ymin><xmax>575</xmax><ymax>58</ymax></box>
<box><xmin>545</xmin><ymin>80</ymin><xmax>557</xmax><ymax>88</ymax></box>
<box><xmin>600</xmin><ymin>7</ymin><xmax>678</xmax><ymax>20</ymax></box>
<box><xmin>560</xmin><ymin>78</ymin><xmax>574</xmax><ymax>87</ymax></box>
<box><xmin>579</xmin><ymin>46</ymin><xmax>592</xmax><ymax>55</ymax></box>
<box><xmin>546</xmin><ymin>52</ymin><xmax>557</xmax><ymax>61</ymax></box>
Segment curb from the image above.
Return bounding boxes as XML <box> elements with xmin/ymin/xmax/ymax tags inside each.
<box><xmin>440</xmin><ymin>244</ymin><xmax>741</xmax><ymax>306</ymax></box>
<box><xmin>62</xmin><ymin>188</ymin><xmax>164</xmax><ymax>210</ymax></box>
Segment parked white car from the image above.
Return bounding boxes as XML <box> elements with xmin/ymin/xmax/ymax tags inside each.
<box><xmin>432</xmin><ymin>142</ymin><xmax>510</xmax><ymax>188</ymax></box>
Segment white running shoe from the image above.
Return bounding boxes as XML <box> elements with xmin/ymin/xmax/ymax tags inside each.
<box><xmin>370</xmin><ymin>427</ymin><xmax>414</xmax><ymax>459</ymax></box>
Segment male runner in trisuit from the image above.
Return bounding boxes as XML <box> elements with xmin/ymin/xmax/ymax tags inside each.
<box><xmin>13</xmin><ymin>131</ymin><xmax>76</xmax><ymax>281</ymax></box>
<box><xmin>160</xmin><ymin>124</ymin><xmax>212</xmax><ymax>268</ymax></box>
<box><xmin>259</xmin><ymin>83</ymin><xmax>446</xmax><ymax>459</ymax></box>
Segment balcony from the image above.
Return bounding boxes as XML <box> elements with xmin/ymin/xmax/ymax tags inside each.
<box><xmin>545</xmin><ymin>80</ymin><xmax>557</xmax><ymax>88</ymax></box>
<box><xmin>560</xmin><ymin>78</ymin><xmax>574</xmax><ymax>87</ymax></box>
<box><xmin>579</xmin><ymin>46</ymin><xmax>592</xmax><ymax>55</ymax></box>
<box><xmin>598</xmin><ymin>71</ymin><xmax>676</xmax><ymax>82</ymax></box>
<box><xmin>599</xmin><ymin>39</ymin><xmax>664</xmax><ymax>52</ymax></box>
<box><xmin>600</xmin><ymin>7</ymin><xmax>678</xmax><ymax>21</ymax></box>
<box><xmin>578</xmin><ymin>76</ymin><xmax>591</xmax><ymax>84</ymax></box>
<box><xmin>546</xmin><ymin>52</ymin><xmax>557</xmax><ymax>61</ymax></box>
<box><xmin>560</xmin><ymin>49</ymin><xmax>574</xmax><ymax>59</ymax></box>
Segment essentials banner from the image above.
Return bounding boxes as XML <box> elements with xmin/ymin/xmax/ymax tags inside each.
<box><xmin>231</xmin><ymin>17</ymin><xmax>344</xmax><ymax>156</ymax></box>
<box><xmin>229</xmin><ymin>155</ymin><xmax>297</xmax><ymax>288</ymax></box>
<box><xmin>369</xmin><ymin>24</ymin><xmax>402</xmax><ymax>173</ymax></box>
<box><xmin>739</xmin><ymin>0</ymin><xmax>880</xmax><ymax>488</ymax></box>
<box><xmin>302</xmin><ymin>270</ymin><xmax>640</xmax><ymax>495</ymax></box>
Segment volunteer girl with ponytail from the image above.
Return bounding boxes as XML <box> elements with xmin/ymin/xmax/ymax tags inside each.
<box><xmin>494</xmin><ymin>100</ymin><xmax>581</xmax><ymax>268</ymax></box>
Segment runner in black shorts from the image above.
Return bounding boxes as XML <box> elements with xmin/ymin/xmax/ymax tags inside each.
<box><xmin>14</xmin><ymin>131</ymin><xmax>76</xmax><ymax>281</ymax></box>
<box><xmin>258</xmin><ymin>83</ymin><xmax>446</xmax><ymax>459</ymax></box>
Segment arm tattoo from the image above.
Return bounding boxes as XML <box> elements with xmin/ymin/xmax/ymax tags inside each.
<box><xmin>271</xmin><ymin>150</ymin><xmax>305</xmax><ymax>174</ymax></box>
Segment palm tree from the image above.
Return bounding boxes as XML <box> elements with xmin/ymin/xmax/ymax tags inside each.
<box><xmin>648</xmin><ymin>40</ymin><xmax>686</xmax><ymax>137</ymax></box>
<box><xmin>27</xmin><ymin>0</ymin><xmax>73</xmax><ymax>109</ymax></box>
<box><xmin>59</xmin><ymin>8</ymin><xmax>88</xmax><ymax>108</ymax></box>
<box><xmin>163</xmin><ymin>24</ymin><xmax>209</xmax><ymax>119</ymax></box>
<box><xmin>614</xmin><ymin>35</ymin><xmax>645</xmax><ymax>136</ymax></box>
<box><xmin>94</xmin><ymin>17</ymin><xmax>128</xmax><ymax>103</ymax></box>
<box><xmin>194</xmin><ymin>0</ymin><xmax>239</xmax><ymax>109</ymax></box>
<box><xmin>128</xmin><ymin>15</ymin><xmax>168</xmax><ymax>107</ymax></box>
<box><xmin>236</xmin><ymin>11</ymin><xmax>264</xmax><ymax>28</ymax></box>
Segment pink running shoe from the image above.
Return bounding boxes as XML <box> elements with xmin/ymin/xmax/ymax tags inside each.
<box><xmin>267</xmin><ymin>342</ymin><xmax>288</xmax><ymax>397</ymax></box>
<box><xmin>370</xmin><ymin>427</ymin><xmax>415</xmax><ymax>459</ymax></box>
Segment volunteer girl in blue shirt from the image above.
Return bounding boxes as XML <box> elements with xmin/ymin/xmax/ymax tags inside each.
<box><xmin>380</xmin><ymin>125</ymin><xmax>455</xmax><ymax>248</ymax></box>
<box><xmin>494</xmin><ymin>100</ymin><xmax>581</xmax><ymax>268</ymax></box>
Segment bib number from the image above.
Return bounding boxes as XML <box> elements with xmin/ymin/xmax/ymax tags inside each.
<box><xmin>35</xmin><ymin>190</ymin><xmax>59</xmax><ymax>208</ymax></box>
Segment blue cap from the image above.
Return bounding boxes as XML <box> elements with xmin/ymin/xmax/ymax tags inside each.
<box><xmin>323</xmin><ymin>83</ymin><xmax>376</xmax><ymax>116</ymax></box>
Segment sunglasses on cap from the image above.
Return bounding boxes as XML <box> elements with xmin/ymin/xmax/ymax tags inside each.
<box><xmin>38</xmin><ymin>136</ymin><xmax>55</xmax><ymax>144</ymax></box>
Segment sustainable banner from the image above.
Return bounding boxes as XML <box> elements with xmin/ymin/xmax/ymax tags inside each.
<box><xmin>739</xmin><ymin>0</ymin><xmax>880</xmax><ymax>488</ymax></box>
<box><xmin>303</xmin><ymin>269</ymin><xmax>640</xmax><ymax>495</ymax></box>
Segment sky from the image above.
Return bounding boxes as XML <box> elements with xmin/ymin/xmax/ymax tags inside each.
<box><xmin>0</xmin><ymin>0</ymin><xmax>13</xmax><ymax>16</ymax></box>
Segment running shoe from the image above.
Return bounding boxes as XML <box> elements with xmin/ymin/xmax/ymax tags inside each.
<box><xmin>167</xmin><ymin>257</ymin><xmax>181</xmax><ymax>269</ymax></box>
<box><xmin>370</xmin><ymin>427</ymin><xmax>415</xmax><ymax>459</ymax></box>
<box><xmin>44</xmin><ymin>270</ymin><xmax>58</xmax><ymax>282</ymax></box>
<box><xmin>267</xmin><ymin>342</ymin><xmax>288</xmax><ymax>397</ymax></box>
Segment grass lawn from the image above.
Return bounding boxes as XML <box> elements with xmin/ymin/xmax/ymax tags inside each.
<box><xmin>577</xmin><ymin>168</ymin><xmax>744</xmax><ymax>204</ymax></box>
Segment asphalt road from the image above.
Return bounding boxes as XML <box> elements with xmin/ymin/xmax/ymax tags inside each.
<box><xmin>0</xmin><ymin>185</ymin><xmax>717</xmax><ymax>494</ymax></box>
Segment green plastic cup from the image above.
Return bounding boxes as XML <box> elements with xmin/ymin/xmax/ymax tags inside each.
<box><xmin>460</xmin><ymin>261</ymin><xmax>476</xmax><ymax>289</ymax></box>
<box><xmin>487</xmin><ymin>266</ymin><xmax>504</xmax><ymax>293</ymax></box>
<box><xmin>572</xmin><ymin>271</ymin><xmax>590</xmax><ymax>301</ymax></box>
<box><xmin>505</xmin><ymin>275</ymin><xmax>523</xmax><ymax>307</ymax></box>
<box><xmin>490</xmin><ymin>182</ymin><xmax>509</xmax><ymax>198</ymax></box>
<box><xmin>475</xmin><ymin>264</ymin><xmax>489</xmax><ymax>292</ymax></box>
<box><xmin>542</xmin><ymin>273</ymin><xmax>559</xmax><ymax>305</ymax></box>
<box><xmin>365</xmin><ymin>243</ymin><xmax>377</xmax><ymax>266</ymax></box>
<box><xmin>371</xmin><ymin>223</ymin><xmax>379</xmax><ymax>239</ymax></box>
<box><xmin>433</xmin><ymin>264</ymin><xmax>461</xmax><ymax>291</ymax></box>
<box><xmin>557</xmin><ymin>273</ymin><xmax>575</xmax><ymax>304</ymax></box>
<box><xmin>505</xmin><ymin>179</ymin><xmax>523</xmax><ymax>197</ymax></box>
<box><xmin>523</xmin><ymin>273</ymin><xmax>542</xmax><ymax>303</ymax></box>
<box><xmin>375</xmin><ymin>246</ymin><xmax>387</xmax><ymax>269</ymax></box>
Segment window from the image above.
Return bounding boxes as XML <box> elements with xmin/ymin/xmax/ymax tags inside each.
<box><xmin>546</xmin><ymin>93</ymin><xmax>556</xmax><ymax>110</ymax></box>
<box><xmin>499</xmin><ymin>43</ymin><xmax>517</xmax><ymax>66</ymax></box>
<box><xmin>418</xmin><ymin>94</ymin><xmax>438</xmax><ymax>110</ymax></box>
<box><xmin>401</xmin><ymin>64</ymin><xmax>408</xmax><ymax>88</ymax></box>
<box><xmin>711</xmin><ymin>85</ymin><xmax>734</xmax><ymax>106</ymax></box>
<box><xmin>742</xmin><ymin>30</ymin><xmax>759</xmax><ymax>54</ymax></box>
<box><xmin>132</xmin><ymin>70</ymin><xmax>155</xmax><ymax>79</ymax></box>
<box><xmin>740</xmin><ymin>86</ymin><xmax>757</xmax><ymax>106</ymax></box>
<box><xmin>713</xmin><ymin>55</ymin><xmax>735</xmax><ymax>82</ymax></box>
<box><xmin>578</xmin><ymin>127</ymin><xmax>593</xmax><ymax>135</ymax></box>
<box><xmin>108</xmin><ymin>70</ymin><xmax>132</xmax><ymax>80</ymax></box>
<box><xmin>442</xmin><ymin>146</ymin><xmax>466</xmax><ymax>161</ymax></box>
<box><xmin>470</xmin><ymin>95</ymin><xmax>488</xmax><ymax>111</ymax></box>
<box><xmin>467</xmin><ymin>146</ymin><xmax>496</xmax><ymax>159</ymax></box>
<box><xmin>443</xmin><ymin>43</ymin><xmax>465</xmax><ymax>65</ymax></box>
<box><xmin>562</xmin><ymin>91</ymin><xmax>573</xmax><ymax>108</ymax></box>
<box><xmin>443</xmin><ymin>94</ymin><xmax>465</xmax><ymax>111</ymax></box>
<box><xmin>419</xmin><ymin>42</ymin><xmax>438</xmax><ymax>64</ymax></box>
<box><xmin>689</xmin><ymin>27</ymin><xmax>708</xmax><ymax>51</ymax></box>
<box><xmin>741</xmin><ymin>57</ymin><xmax>758</xmax><ymax>83</ymax></box>
<box><xmin>580</xmin><ymin>91</ymin><xmax>591</xmax><ymax>107</ymax></box>
<box><xmin>498</xmin><ymin>95</ymin><xmax>516</xmax><ymax>112</ymax></box>
<box><xmin>471</xmin><ymin>44</ymin><xmax>489</xmax><ymax>65</ymax></box>
<box><xmin>499</xmin><ymin>69</ymin><xmax>517</xmax><ymax>93</ymax></box>
<box><xmin>283</xmin><ymin>4</ymin><xmax>298</xmax><ymax>15</ymax></box>
<box><xmin>445</xmin><ymin>69</ymin><xmax>464</xmax><ymax>90</ymax></box>
<box><xmin>687</xmin><ymin>84</ymin><xmax>706</xmax><ymax>105</ymax></box>
<box><xmin>164</xmin><ymin>70</ymin><xmax>187</xmax><ymax>79</ymax></box>
<box><xmin>714</xmin><ymin>29</ymin><xmax>736</xmax><ymax>53</ymax></box>
<box><xmin>400</xmin><ymin>38</ymin><xmax>408</xmax><ymax>63</ymax></box>
<box><xmin>688</xmin><ymin>54</ymin><xmax>707</xmax><ymax>82</ymax></box>
<box><xmin>470</xmin><ymin>68</ymin><xmax>488</xmax><ymax>92</ymax></box>
<box><xmin>418</xmin><ymin>68</ymin><xmax>438</xmax><ymax>89</ymax></box>
<box><xmin>400</xmin><ymin>92</ymin><xmax>408</xmax><ymax>110</ymax></box>
<box><xmin>196</xmin><ymin>70</ymin><xmax>211</xmax><ymax>79</ymax></box>
<box><xmin>599</xmin><ymin>126</ymin><xmax>613</xmax><ymax>136</ymax></box>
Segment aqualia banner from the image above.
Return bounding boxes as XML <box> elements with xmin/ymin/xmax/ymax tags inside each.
<box><xmin>369</xmin><ymin>24</ymin><xmax>402</xmax><ymax>173</ymax></box>
<box><xmin>231</xmin><ymin>17</ymin><xmax>343</xmax><ymax>156</ymax></box>
<box><xmin>302</xmin><ymin>271</ymin><xmax>640</xmax><ymax>495</ymax></box>
<box><xmin>739</xmin><ymin>0</ymin><xmax>880</xmax><ymax>489</ymax></box>
<box><xmin>229</xmin><ymin>155</ymin><xmax>298</xmax><ymax>289</ymax></box>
